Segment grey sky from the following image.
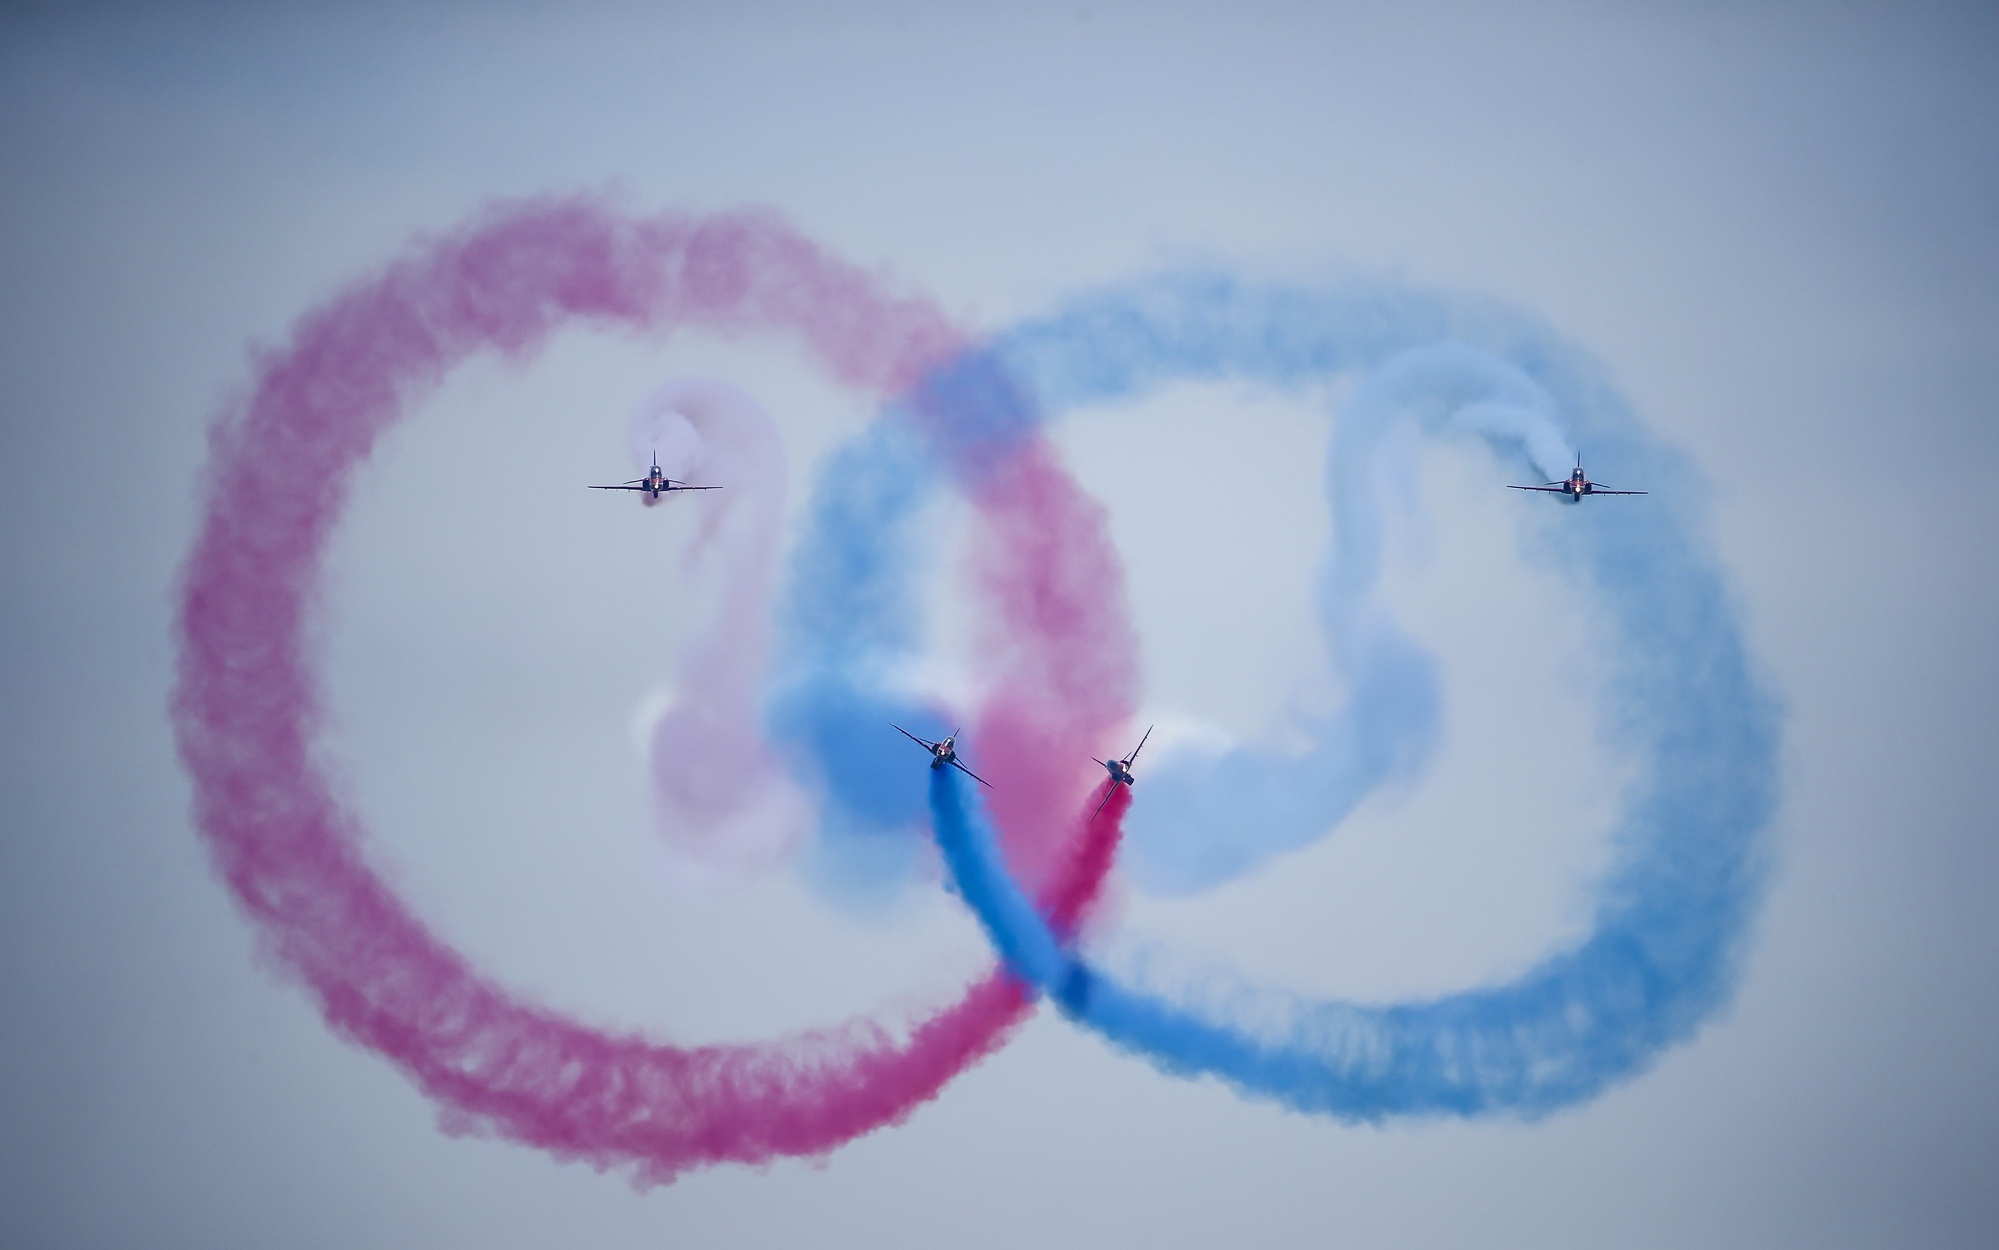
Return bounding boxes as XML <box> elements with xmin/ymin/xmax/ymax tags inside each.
<box><xmin>2</xmin><ymin>2</ymin><xmax>1995</xmax><ymax>1247</ymax></box>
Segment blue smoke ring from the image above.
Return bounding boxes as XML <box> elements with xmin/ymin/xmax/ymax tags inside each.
<box><xmin>773</xmin><ymin>269</ymin><xmax>1780</xmax><ymax>1119</ymax></box>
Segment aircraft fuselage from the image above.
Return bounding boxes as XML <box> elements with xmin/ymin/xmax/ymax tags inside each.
<box><xmin>1509</xmin><ymin>461</ymin><xmax>1641</xmax><ymax>502</ymax></box>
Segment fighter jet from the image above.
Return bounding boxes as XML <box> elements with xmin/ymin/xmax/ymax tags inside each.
<box><xmin>1508</xmin><ymin>456</ymin><xmax>1646</xmax><ymax>503</ymax></box>
<box><xmin>893</xmin><ymin>725</ymin><xmax>994</xmax><ymax>788</ymax></box>
<box><xmin>589</xmin><ymin>453</ymin><xmax>721</xmax><ymax>504</ymax></box>
<box><xmin>1088</xmin><ymin>725</ymin><xmax>1153</xmax><ymax>821</ymax></box>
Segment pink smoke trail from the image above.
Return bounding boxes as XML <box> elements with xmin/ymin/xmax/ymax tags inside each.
<box><xmin>965</xmin><ymin>441</ymin><xmax>1143</xmax><ymax>894</ymax></box>
<box><xmin>626</xmin><ymin>379</ymin><xmax>814</xmax><ymax>889</ymax></box>
<box><xmin>173</xmin><ymin>196</ymin><xmax>1135</xmax><ymax>1183</ymax></box>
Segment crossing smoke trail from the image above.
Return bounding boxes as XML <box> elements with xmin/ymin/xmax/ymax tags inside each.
<box><xmin>766</xmin><ymin>347</ymin><xmax>1139</xmax><ymax>902</ymax></box>
<box><xmin>917</xmin><ymin>271</ymin><xmax>1779</xmax><ymax>1118</ymax></box>
<box><xmin>172</xmin><ymin>197</ymin><xmax>1135</xmax><ymax>1182</ymax></box>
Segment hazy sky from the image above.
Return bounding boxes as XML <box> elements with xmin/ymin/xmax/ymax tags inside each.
<box><xmin>2</xmin><ymin>3</ymin><xmax>1995</xmax><ymax>1247</ymax></box>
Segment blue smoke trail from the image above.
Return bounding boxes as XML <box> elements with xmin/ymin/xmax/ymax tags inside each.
<box><xmin>763</xmin><ymin>413</ymin><xmax>950</xmax><ymax>900</ymax></box>
<box><xmin>762</xmin><ymin>355</ymin><xmax>1054</xmax><ymax>900</ymax></box>
<box><xmin>929</xmin><ymin>768</ymin><xmax>1070</xmax><ymax>989</ymax></box>
<box><xmin>764</xmin><ymin>342</ymin><xmax>1080</xmax><ymax>901</ymax></box>
<box><xmin>916</xmin><ymin>270</ymin><xmax>1778</xmax><ymax>1115</ymax></box>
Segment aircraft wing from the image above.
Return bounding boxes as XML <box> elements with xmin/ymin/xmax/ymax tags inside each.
<box><xmin>590</xmin><ymin>485</ymin><xmax>646</xmax><ymax>490</ymax></box>
<box><xmin>1126</xmin><ymin>725</ymin><xmax>1154</xmax><ymax>765</ymax></box>
<box><xmin>1592</xmin><ymin>488</ymin><xmax>1647</xmax><ymax>495</ymax></box>
<box><xmin>949</xmin><ymin>758</ymin><xmax>995</xmax><ymax>789</ymax></box>
<box><xmin>892</xmin><ymin>724</ymin><xmax>936</xmax><ymax>750</ymax></box>
<box><xmin>1090</xmin><ymin>780</ymin><xmax>1122</xmax><ymax>822</ymax></box>
<box><xmin>668</xmin><ymin>485</ymin><xmax>723</xmax><ymax>491</ymax></box>
<box><xmin>1507</xmin><ymin>485</ymin><xmax>1568</xmax><ymax>493</ymax></box>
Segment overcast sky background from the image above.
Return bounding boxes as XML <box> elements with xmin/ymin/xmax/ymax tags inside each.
<box><xmin>2</xmin><ymin>3</ymin><xmax>1996</xmax><ymax>1247</ymax></box>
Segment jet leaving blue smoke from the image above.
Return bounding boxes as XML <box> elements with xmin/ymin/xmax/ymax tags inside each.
<box><xmin>763</xmin><ymin>357</ymin><xmax>1055</xmax><ymax>900</ymax></box>
<box><xmin>920</xmin><ymin>271</ymin><xmax>1778</xmax><ymax>1115</ymax></box>
<box><xmin>763</xmin><ymin>347</ymin><xmax>1076</xmax><ymax>901</ymax></box>
<box><xmin>983</xmin><ymin>272</ymin><xmax>1763</xmax><ymax>893</ymax></box>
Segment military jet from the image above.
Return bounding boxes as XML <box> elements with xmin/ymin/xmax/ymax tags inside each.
<box><xmin>894</xmin><ymin>725</ymin><xmax>993</xmax><ymax>788</ymax></box>
<box><xmin>590</xmin><ymin>453</ymin><xmax>721</xmax><ymax>504</ymax></box>
<box><xmin>1508</xmin><ymin>456</ymin><xmax>1646</xmax><ymax>503</ymax></box>
<box><xmin>1089</xmin><ymin>725</ymin><xmax>1153</xmax><ymax>821</ymax></box>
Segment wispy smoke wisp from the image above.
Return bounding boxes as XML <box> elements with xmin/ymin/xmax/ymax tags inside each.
<box><xmin>630</xmin><ymin>379</ymin><xmax>814</xmax><ymax>889</ymax></box>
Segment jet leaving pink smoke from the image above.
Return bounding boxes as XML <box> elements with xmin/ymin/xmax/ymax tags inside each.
<box><xmin>173</xmin><ymin>197</ymin><xmax>1134</xmax><ymax>1183</ymax></box>
<box><xmin>967</xmin><ymin>441</ymin><xmax>1142</xmax><ymax>894</ymax></box>
<box><xmin>628</xmin><ymin>379</ymin><xmax>815</xmax><ymax>889</ymax></box>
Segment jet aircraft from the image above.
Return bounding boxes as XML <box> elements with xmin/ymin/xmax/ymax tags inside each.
<box><xmin>894</xmin><ymin>725</ymin><xmax>994</xmax><ymax>788</ymax></box>
<box><xmin>1089</xmin><ymin>725</ymin><xmax>1153</xmax><ymax>821</ymax></box>
<box><xmin>590</xmin><ymin>453</ymin><xmax>721</xmax><ymax>503</ymax></box>
<box><xmin>1508</xmin><ymin>456</ymin><xmax>1646</xmax><ymax>503</ymax></box>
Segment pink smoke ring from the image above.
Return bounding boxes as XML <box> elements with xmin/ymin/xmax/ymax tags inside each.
<box><xmin>172</xmin><ymin>197</ymin><xmax>1133</xmax><ymax>1183</ymax></box>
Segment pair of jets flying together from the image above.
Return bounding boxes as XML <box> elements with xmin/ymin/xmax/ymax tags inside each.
<box><xmin>594</xmin><ymin>454</ymin><xmax>1642</xmax><ymax>506</ymax></box>
<box><xmin>895</xmin><ymin>724</ymin><xmax>1153</xmax><ymax>822</ymax></box>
